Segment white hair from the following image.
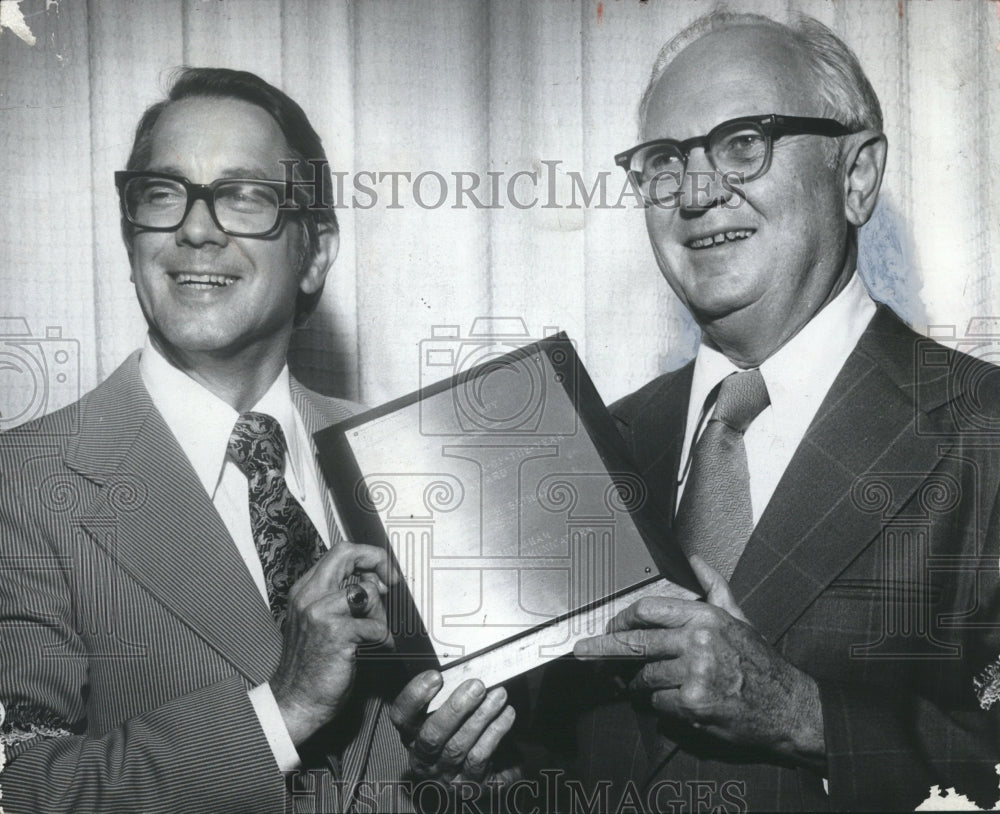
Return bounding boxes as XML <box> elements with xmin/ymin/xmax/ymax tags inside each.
<box><xmin>638</xmin><ymin>10</ymin><xmax>883</xmax><ymax>137</ymax></box>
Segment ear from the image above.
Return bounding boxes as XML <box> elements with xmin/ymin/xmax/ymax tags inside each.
<box><xmin>299</xmin><ymin>222</ymin><xmax>339</xmax><ymax>296</ymax></box>
<box><xmin>841</xmin><ymin>130</ymin><xmax>887</xmax><ymax>228</ymax></box>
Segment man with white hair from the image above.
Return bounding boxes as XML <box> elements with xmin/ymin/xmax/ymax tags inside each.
<box><xmin>562</xmin><ymin>12</ymin><xmax>1000</xmax><ymax>811</ymax></box>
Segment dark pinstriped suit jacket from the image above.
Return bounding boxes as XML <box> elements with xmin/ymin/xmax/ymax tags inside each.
<box><xmin>0</xmin><ymin>351</ymin><xmax>408</xmax><ymax>813</ymax></box>
<box><xmin>541</xmin><ymin>307</ymin><xmax>1000</xmax><ymax>812</ymax></box>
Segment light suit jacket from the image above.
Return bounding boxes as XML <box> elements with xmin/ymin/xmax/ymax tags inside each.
<box><xmin>0</xmin><ymin>351</ymin><xmax>408</xmax><ymax>813</ymax></box>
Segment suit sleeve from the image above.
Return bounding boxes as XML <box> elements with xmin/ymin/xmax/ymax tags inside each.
<box><xmin>0</xmin><ymin>478</ymin><xmax>288</xmax><ymax>814</ymax></box>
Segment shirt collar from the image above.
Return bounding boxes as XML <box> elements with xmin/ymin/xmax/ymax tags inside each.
<box><xmin>681</xmin><ymin>273</ymin><xmax>877</xmax><ymax>471</ymax></box>
<box><xmin>139</xmin><ymin>337</ymin><xmax>304</xmax><ymax>498</ymax></box>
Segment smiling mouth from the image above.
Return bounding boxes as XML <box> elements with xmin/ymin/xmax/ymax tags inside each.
<box><xmin>685</xmin><ymin>229</ymin><xmax>755</xmax><ymax>250</ymax></box>
<box><xmin>169</xmin><ymin>272</ymin><xmax>239</xmax><ymax>289</ymax></box>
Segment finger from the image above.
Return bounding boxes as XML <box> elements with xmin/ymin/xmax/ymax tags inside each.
<box><xmin>604</xmin><ymin>596</ymin><xmax>702</xmax><ymax>634</ymax></box>
<box><xmin>363</xmin><ymin>548</ymin><xmax>400</xmax><ymax>590</ymax></box>
<box><xmin>338</xmin><ymin>543</ymin><xmax>395</xmax><ymax>585</ymax></box>
<box><xmin>651</xmin><ymin>579</ymin><xmax>701</xmax><ymax>602</ymax></box>
<box><xmin>390</xmin><ymin>671</ymin><xmax>442</xmax><ymax>741</ymax></box>
<box><xmin>344</xmin><ymin>581</ymin><xmax>381</xmax><ymax>618</ymax></box>
<box><xmin>630</xmin><ymin>658</ymin><xmax>685</xmax><ymax>695</ymax></box>
<box><xmin>460</xmin><ymin>703</ymin><xmax>516</xmax><ymax>781</ymax></box>
<box><xmin>647</xmin><ymin>685</ymin><xmax>721</xmax><ymax>730</ymax></box>
<box><xmin>482</xmin><ymin>764</ymin><xmax>522</xmax><ymax>788</ymax></box>
<box><xmin>353</xmin><ymin>587</ymin><xmax>393</xmax><ymax>649</ymax></box>
<box><xmin>360</xmin><ymin>572</ymin><xmax>390</xmax><ymax>596</ymax></box>
<box><xmin>300</xmin><ymin>593</ymin><xmax>390</xmax><ymax>644</ymax></box>
<box><xmin>345</xmin><ymin>572</ymin><xmax>390</xmax><ymax>599</ymax></box>
<box><xmin>410</xmin><ymin>680</ymin><xmax>485</xmax><ymax>765</ymax></box>
<box><xmin>648</xmin><ymin>687</ymin><xmax>690</xmax><ymax>722</ymax></box>
<box><xmin>573</xmin><ymin>629</ymin><xmax>682</xmax><ymax>660</ymax></box>
<box><xmin>434</xmin><ymin>686</ymin><xmax>509</xmax><ymax>773</ymax></box>
<box><xmin>293</xmin><ymin>544</ymin><xmax>390</xmax><ymax>604</ymax></box>
<box><xmin>345</xmin><ymin>615</ymin><xmax>390</xmax><ymax>645</ymax></box>
<box><xmin>689</xmin><ymin>555</ymin><xmax>749</xmax><ymax>623</ymax></box>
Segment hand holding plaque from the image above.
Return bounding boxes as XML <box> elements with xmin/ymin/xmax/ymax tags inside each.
<box><xmin>314</xmin><ymin>328</ymin><xmax>699</xmax><ymax>710</ymax></box>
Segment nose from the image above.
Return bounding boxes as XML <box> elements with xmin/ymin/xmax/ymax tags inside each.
<box><xmin>677</xmin><ymin>148</ymin><xmax>736</xmax><ymax>212</ymax></box>
<box><xmin>175</xmin><ymin>198</ymin><xmax>228</xmax><ymax>247</ymax></box>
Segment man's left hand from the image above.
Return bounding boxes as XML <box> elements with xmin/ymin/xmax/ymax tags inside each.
<box><xmin>574</xmin><ymin>556</ymin><xmax>826</xmax><ymax>771</ymax></box>
<box><xmin>389</xmin><ymin>672</ymin><xmax>521</xmax><ymax>787</ymax></box>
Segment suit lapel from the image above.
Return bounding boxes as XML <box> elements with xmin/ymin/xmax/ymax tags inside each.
<box><xmin>292</xmin><ymin>381</ymin><xmax>399</xmax><ymax>798</ymax></box>
<box><xmin>611</xmin><ymin>366</ymin><xmax>694</xmax><ymax>779</ymax></box>
<box><xmin>613</xmin><ymin>363</ymin><xmax>693</xmax><ymax>535</ymax></box>
<box><xmin>728</xmin><ymin>308</ymin><xmax>950</xmax><ymax>643</ymax></box>
<box><xmin>62</xmin><ymin>356</ymin><xmax>406</xmax><ymax>803</ymax></box>
<box><xmin>67</xmin><ymin>358</ymin><xmax>395</xmax><ymax>798</ymax></box>
<box><xmin>63</xmin><ymin>353</ymin><xmax>282</xmax><ymax>684</ymax></box>
<box><xmin>290</xmin><ymin>380</ymin><xmax>353</xmax><ymax>550</ymax></box>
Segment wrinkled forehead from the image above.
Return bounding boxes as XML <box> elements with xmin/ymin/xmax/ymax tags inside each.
<box><xmin>643</xmin><ymin>25</ymin><xmax>821</xmax><ymax>140</ymax></box>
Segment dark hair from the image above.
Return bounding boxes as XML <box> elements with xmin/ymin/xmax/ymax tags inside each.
<box><xmin>124</xmin><ymin>67</ymin><xmax>337</xmax><ymax>324</ymax></box>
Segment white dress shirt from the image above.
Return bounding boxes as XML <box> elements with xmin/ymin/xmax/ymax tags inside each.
<box><xmin>678</xmin><ymin>273</ymin><xmax>877</xmax><ymax>524</ymax></box>
<box><xmin>140</xmin><ymin>337</ymin><xmax>333</xmax><ymax>772</ymax></box>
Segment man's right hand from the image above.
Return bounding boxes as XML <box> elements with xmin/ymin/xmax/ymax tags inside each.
<box><xmin>269</xmin><ymin>544</ymin><xmax>396</xmax><ymax>745</ymax></box>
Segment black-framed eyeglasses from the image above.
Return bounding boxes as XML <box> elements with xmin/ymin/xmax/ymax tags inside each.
<box><xmin>615</xmin><ymin>114</ymin><xmax>859</xmax><ymax>205</ymax></box>
<box><xmin>115</xmin><ymin>171</ymin><xmax>300</xmax><ymax>237</ymax></box>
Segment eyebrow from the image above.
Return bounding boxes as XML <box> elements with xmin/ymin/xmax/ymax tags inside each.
<box><xmin>146</xmin><ymin>165</ymin><xmax>281</xmax><ymax>180</ymax></box>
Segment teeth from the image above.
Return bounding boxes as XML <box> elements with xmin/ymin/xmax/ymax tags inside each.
<box><xmin>174</xmin><ymin>273</ymin><xmax>237</xmax><ymax>287</ymax></box>
<box><xmin>688</xmin><ymin>229</ymin><xmax>753</xmax><ymax>249</ymax></box>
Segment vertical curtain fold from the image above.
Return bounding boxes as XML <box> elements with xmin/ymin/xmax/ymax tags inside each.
<box><xmin>0</xmin><ymin>0</ymin><xmax>998</xmax><ymax>427</ymax></box>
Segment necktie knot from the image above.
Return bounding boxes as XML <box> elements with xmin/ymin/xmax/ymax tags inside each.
<box><xmin>711</xmin><ymin>369</ymin><xmax>769</xmax><ymax>433</ymax></box>
<box><xmin>228</xmin><ymin>412</ymin><xmax>287</xmax><ymax>476</ymax></box>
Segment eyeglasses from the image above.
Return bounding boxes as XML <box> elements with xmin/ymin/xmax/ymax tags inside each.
<box><xmin>615</xmin><ymin>114</ymin><xmax>859</xmax><ymax>205</ymax></box>
<box><xmin>115</xmin><ymin>171</ymin><xmax>298</xmax><ymax>237</ymax></box>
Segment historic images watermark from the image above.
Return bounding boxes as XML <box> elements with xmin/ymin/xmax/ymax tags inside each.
<box><xmin>0</xmin><ymin>468</ymin><xmax>151</xmax><ymax>658</ymax></box>
<box><xmin>284</xmin><ymin>769</ymin><xmax>750</xmax><ymax>814</ymax></box>
<box><xmin>845</xmin><ymin>319</ymin><xmax>1000</xmax><ymax>663</ymax></box>
<box><xmin>276</xmin><ymin>159</ymin><xmax>745</xmax><ymax>211</ymax></box>
<box><xmin>0</xmin><ymin>315</ymin><xmax>147</xmax><ymax>654</ymax></box>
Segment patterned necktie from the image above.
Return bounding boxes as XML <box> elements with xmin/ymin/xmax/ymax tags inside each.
<box><xmin>674</xmin><ymin>369</ymin><xmax>770</xmax><ymax>580</ymax></box>
<box><xmin>227</xmin><ymin>412</ymin><xmax>325</xmax><ymax>624</ymax></box>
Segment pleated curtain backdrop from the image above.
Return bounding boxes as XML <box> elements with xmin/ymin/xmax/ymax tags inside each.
<box><xmin>1</xmin><ymin>0</ymin><xmax>998</xmax><ymax>425</ymax></box>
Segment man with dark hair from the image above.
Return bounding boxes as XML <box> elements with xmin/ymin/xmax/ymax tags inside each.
<box><xmin>0</xmin><ymin>67</ymin><xmax>515</xmax><ymax>813</ymax></box>
<box><xmin>122</xmin><ymin>68</ymin><xmax>337</xmax><ymax>327</ymax></box>
<box><xmin>560</xmin><ymin>12</ymin><xmax>1000</xmax><ymax>812</ymax></box>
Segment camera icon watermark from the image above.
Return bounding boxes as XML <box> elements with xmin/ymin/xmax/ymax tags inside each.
<box><xmin>0</xmin><ymin>317</ymin><xmax>81</xmax><ymax>433</ymax></box>
<box><xmin>914</xmin><ymin>319</ymin><xmax>1000</xmax><ymax>437</ymax></box>
<box><xmin>418</xmin><ymin>317</ymin><xmax>577</xmax><ymax>436</ymax></box>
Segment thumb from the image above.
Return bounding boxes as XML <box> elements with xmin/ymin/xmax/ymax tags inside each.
<box><xmin>689</xmin><ymin>555</ymin><xmax>749</xmax><ymax>624</ymax></box>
